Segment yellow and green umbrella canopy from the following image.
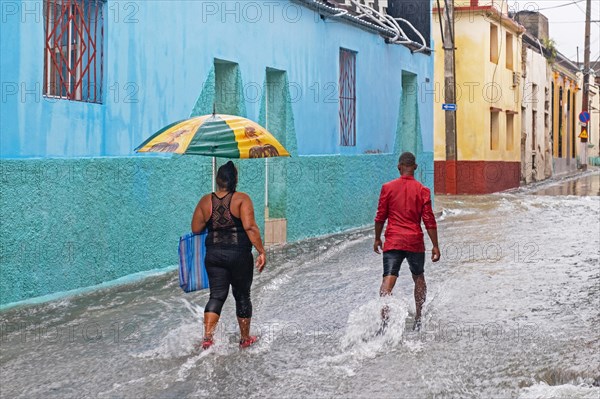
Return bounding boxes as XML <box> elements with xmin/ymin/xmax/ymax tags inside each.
<box><xmin>135</xmin><ymin>114</ymin><xmax>290</xmax><ymax>159</ymax></box>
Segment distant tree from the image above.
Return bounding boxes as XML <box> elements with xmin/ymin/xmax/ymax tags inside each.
<box><xmin>542</xmin><ymin>38</ymin><xmax>557</xmax><ymax>65</ymax></box>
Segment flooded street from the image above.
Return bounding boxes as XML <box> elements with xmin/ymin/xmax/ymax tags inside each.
<box><xmin>1</xmin><ymin>173</ymin><xmax>599</xmax><ymax>399</ymax></box>
<box><xmin>529</xmin><ymin>174</ymin><xmax>600</xmax><ymax>197</ymax></box>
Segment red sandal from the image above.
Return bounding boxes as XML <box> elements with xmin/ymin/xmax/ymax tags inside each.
<box><xmin>200</xmin><ymin>337</ymin><xmax>214</xmax><ymax>350</ymax></box>
<box><xmin>239</xmin><ymin>336</ymin><xmax>259</xmax><ymax>349</ymax></box>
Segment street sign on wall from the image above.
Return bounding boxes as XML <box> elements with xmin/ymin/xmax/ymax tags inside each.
<box><xmin>442</xmin><ymin>104</ymin><xmax>457</xmax><ymax>111</ymax></box>
<box><xmin>579</xmin><ymin>112</ymin><xmax>590</xmax><ymax>143</ymax></box>
<box><xmin>579</xmin><ymin>111</ymin><xmax>590</xmax><ymax>124</ymax></box>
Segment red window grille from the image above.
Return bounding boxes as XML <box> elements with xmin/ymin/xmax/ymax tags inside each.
<box><xmin>43</xmin><ymin>0</ymin><xmax>104</xmax><ymax>103</ymax></box>
<box><xmin>339</xmin><ymin>48</ymin><xmax>356</xmax><ymax>147</ymax></box>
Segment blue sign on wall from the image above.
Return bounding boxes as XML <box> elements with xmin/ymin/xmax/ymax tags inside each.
<box><xmin>579</xmin><ymin>111</ymin><xmax>590</xmax><ymax>124</ymax></box>
<box><xmin>442</xmin><ymin>103</ymin><xmax>457</xmax><ymax>111</ymax></box>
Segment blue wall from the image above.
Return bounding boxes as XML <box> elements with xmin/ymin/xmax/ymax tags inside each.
<box><xmin>0</xmin><ymin>0</ymin><xmax>434</xmax><ymax>305</ymax></box>
<box><xmin>1</xmin><ymin>0</ymin><xmax>433</xmax><ymax>157</ymax></box>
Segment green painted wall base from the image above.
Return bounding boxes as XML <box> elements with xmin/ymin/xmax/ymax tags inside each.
<box><xmin>588</xmin><ymin>157</ymin><xmax>600</xmax><ymax>167</ymax></box>
<box><xmin>0</xmin><ymin>153</ymin><xmax>433</xmax><ymax>305</ymax></box>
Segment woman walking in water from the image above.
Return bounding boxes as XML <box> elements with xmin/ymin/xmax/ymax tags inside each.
<box><xmin>191</xmin><ymin>161</ymin><xmax>266</xmax><ymax>349</ymax></box>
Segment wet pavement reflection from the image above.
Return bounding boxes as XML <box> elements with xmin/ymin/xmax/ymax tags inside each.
<box><xmin>530</xmin><ymin>173</ymin><xmax>600</xmax><ymax>196</ymax></box>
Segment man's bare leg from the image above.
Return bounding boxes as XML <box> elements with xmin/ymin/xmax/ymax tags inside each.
<box><xmin>412</xmin><ymin>274</ymin><xmax>427</xmax><ymax>321</ymax></box>
<box><xmin>380</xmin><ymin>275</ymin><xmax>397</xmax><ymax>296</ymax></box>
<box><xmin>379</xmin><ymin>276</ymin><xmax>397</xmax><ymax>322</ymax></box>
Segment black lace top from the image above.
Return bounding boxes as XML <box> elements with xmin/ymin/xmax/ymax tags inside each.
<box><xmin>205</xmin><ymin>192</ymin><xmax>252</xmax><ymax>251</ymax></box>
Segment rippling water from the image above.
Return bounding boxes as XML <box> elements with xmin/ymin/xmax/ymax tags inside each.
<box><xmin>1</xmin><ymin>173</ymin><xmax>599</xmax><ymax>398</ymax></box>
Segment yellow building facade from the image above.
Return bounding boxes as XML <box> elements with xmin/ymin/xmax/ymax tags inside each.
<box><xmin>551</xmin><ymin>65</ymin><xmax>580</xmax><ymax>174</ymax></box>
<box><xmin>433</xmin><ymin>1</ymin><xmax>525</xmax><ymax>194</ymax></box>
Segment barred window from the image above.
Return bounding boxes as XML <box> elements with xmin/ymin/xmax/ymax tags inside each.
<box><xmin>339</xmin><ymin>48</ymin><xmax>356</xmax><ymax>147</ymax></box>
<box><xmin>43</xmin><ymin>0</ymin><xmax>104</xmax><ymax>103</ymax></box>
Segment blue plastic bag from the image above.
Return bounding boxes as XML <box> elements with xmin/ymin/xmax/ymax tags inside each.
<box><xmin>178</xmin><ymin>230</ymin><xmax>210</xmax><ymax>292</ymax></box>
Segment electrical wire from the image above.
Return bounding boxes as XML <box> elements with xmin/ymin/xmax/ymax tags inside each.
<box><xmin>436</xmin><ymin>0</ymin><xmax>446</xmax><ymax>48</ymax></box>
<box><xmin>572</xmin><ymin>0</ymin><xmax>600</xmax><ymax>27</ymax></box>
<box><xmin>549</xmin><ymin>20</ymin><xmax>589</xmax><ymax>24</ymax></box>
<box><xmin>490</xmin><ymin>0</ymin><xmax>506</xmax><ymax>98</ymax></box>
<box><xmin>536</xmin><ymin>0</ymin><xmax>585</xmax><ymax>11</ymax></box>
<box><xmin>443</xmin><ymin>0</ymin><xmax>455</xmax><ymax>46</ymax></box>
<box><xmin>590</xmin><ymin>54</ymin><xmax>600</xmax><ymax>70</ymax></box>
<box><xmin>321</xmin><ymin>0</ymin><xmax>429</xmax><ymax>50</ymax></box>
<box><xmin>304</xmin><ymin>0</ymin><xmax>428</xmax><ymax>50</ymax></box>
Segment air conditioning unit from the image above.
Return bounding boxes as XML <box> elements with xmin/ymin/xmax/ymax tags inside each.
<box><xmin>512</xmin><ymin>72</ymin><xmax>521</xmax><ymax>87</ymax></box>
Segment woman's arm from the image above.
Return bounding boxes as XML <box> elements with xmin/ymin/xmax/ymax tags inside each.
<box><xmin>191</xmin><ymin>196</ymin><xmax>208</xmax><ymax>234</ymax></box>
<box><xmin>239</xmin><ymin>193</ymin><xmax>266</xmax><ymax>272</ymax></box>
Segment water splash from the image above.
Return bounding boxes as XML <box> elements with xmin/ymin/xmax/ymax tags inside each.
<box><xmin>179</xmin><ymin>297</ymin><xmax>205</xmax><ymax>319</ymax></box>
<box><xmin>318</xmin><ymin>296</ymin><xmax>410</xmax><ymax>372</ymax></box>
<box><xmin>438</xmin><ymin>208</ymin><xmax>477</xmax><ymax>221</ymax></box>
<box><xmin>340</xmin><ymin>296</ymin><xmax>408</xmax><ymax>354</ymax></box>
<box><xmin>176</xmin><ymin>348</ymin><xmax>214</xmax><ymax>382</ymax></box>
<box><xmin>133</xmin><ymin>298</ymin><xmax>204</xmax><ymax>359</ymax></box>
<box><xmin>134</xmin><ymin>321</ymin><xmax>202</xmax><ymax>359</ymax></box>
<box><xmin>519</xmin><ymin>382</ymin><xmax>600</xmax><ymax>399</ymax></box>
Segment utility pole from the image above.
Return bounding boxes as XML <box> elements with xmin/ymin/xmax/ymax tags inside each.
<box><xmin>442</xmin><ymin>0</ymin><xmax>458</xmax><ymax>194</ymax></box>
<box><xmin>580</xmin><ymin>0</ymin><xmax>591</xmax><ymax>171</ymax></box>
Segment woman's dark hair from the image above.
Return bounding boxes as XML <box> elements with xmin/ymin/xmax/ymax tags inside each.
<box><xmin>216</xmin><ymin>161</ymin><xmax>238</xmax><ymax>192</ymax></box>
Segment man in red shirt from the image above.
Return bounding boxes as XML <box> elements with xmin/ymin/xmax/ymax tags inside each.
<box><xmin>374</xmin><ymin>152</ymin><xmax>440</xmax><ymax>331</ymax></box>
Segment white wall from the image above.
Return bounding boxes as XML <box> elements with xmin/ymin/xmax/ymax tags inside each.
<box><xmin>574</xmin><ymin>71</ymin><xmax>599</xmax><ymax>162</ymax></box>
<box><xmin>586</xmin><ymin>72</ymin><xmax>599</xmax><ymax>159</ymax></box>
<box><xmin>521</xmin><ymin>46</ymin><xmax>552</xmax><ymax>182</ymax></box>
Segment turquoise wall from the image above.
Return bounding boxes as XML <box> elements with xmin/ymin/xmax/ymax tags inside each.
<box><xmin>0</xmin><ymin>152</ymin><xmax>433</xmax><ymax>305</ymax></box>
<box><xmin>0</xmin><ymin>0</ymin><xmax>434</xmax><ymax>305</ymax></box>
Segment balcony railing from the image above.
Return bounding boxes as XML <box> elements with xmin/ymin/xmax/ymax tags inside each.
<box><xmin>454</xmin><ymin>0</ymin><xmax>508</xmax><ymax>13</ymax></box>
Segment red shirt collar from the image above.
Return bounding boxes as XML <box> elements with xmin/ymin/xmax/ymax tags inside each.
<box><xmin>400</xmin><ymin>175</ymin><xmax>415</xmax><ymax>180</ymax></box>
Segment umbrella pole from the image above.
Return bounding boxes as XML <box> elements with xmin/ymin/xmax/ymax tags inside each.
<box><xmin>265</xmin><ymin>158</ymin><xmax>269</xmax><ymax>219</ymax></box>
<box><xmin>212</xmin><ymin>157</ymin><xmax>216</xmax><ymax>193</ymax></box>
<box><xmin>212</xmin><ymin>102</ymin><xmax>216</xmax><ymax>193</ymax></box>
<box><xmin>265</xmin><ymin>82</ymin><xmax>269</xmax><ymax>220</ymax></box>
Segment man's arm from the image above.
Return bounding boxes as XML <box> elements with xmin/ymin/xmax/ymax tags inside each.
<box><xmin>426</xmin><ymin>228</ymin><xmax>440</xmax><ymax>262</ymax></box>
<box><xmin>374</xmin><ymin>185</ymin><xmax>388</xmax><ymax>254</ymax></box>
<box><xmin>374</xmin><ymin>221</ymin><xmax>385</xmax><ymax>254</ymax></box>
<box><xmin>422</xmin><ymin>188</ymin><xmax>440</xmax><ymax>262</ymax></box>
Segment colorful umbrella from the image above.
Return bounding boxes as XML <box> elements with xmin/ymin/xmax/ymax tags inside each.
<box><xmin>135</xmin><ymin>114</ymin><xmax>290</xmax><ymax>159</ymax></box>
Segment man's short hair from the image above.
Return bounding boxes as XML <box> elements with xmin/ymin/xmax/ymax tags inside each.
<box><xmin>399</xmin><ymin>152</ymin><xmax>416</xmax><ymax>166</ymax></box>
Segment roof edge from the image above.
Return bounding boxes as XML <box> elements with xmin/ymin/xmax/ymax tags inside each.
<box><xmin>293</xmin><ymin>0</ymin><xmax>432</xmax><ymax>54</ymax></box>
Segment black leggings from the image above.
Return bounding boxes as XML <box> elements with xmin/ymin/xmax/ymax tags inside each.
<box><xmin>204</xmin><ymin>247</ymin><xmax>254</xmax><ymax>318</ymax></box>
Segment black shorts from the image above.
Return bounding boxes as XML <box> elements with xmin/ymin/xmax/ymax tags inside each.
<box><xmin>383</xmin><ymin>250</ymin><xmax>425</xmax><ymax>277</ymax></box>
